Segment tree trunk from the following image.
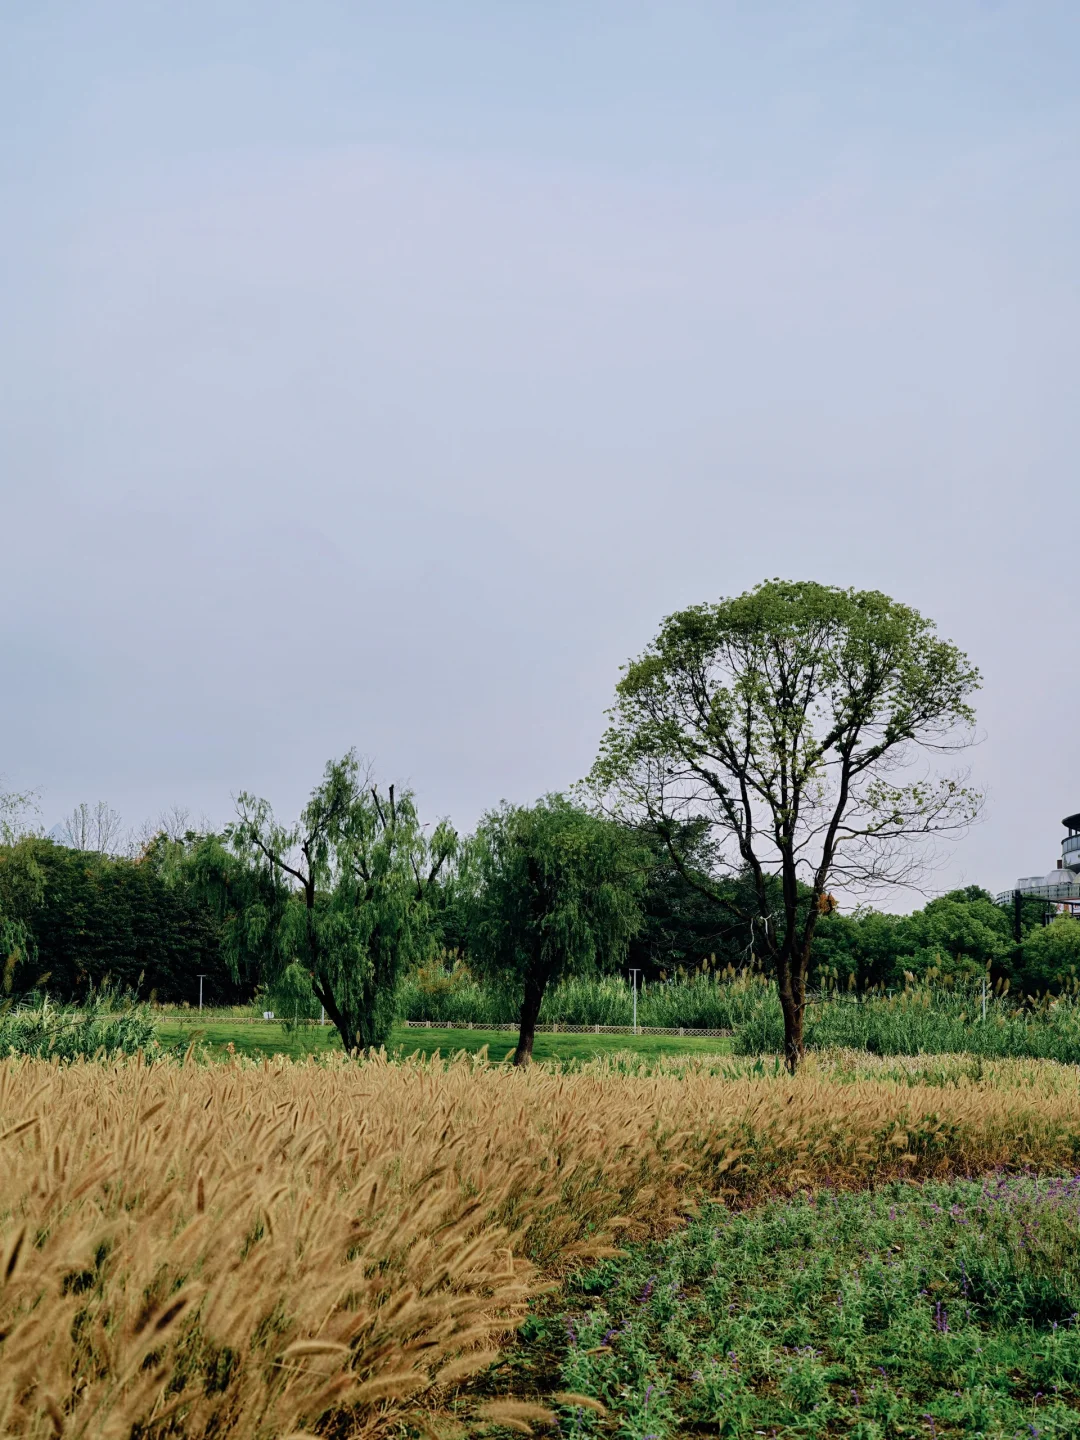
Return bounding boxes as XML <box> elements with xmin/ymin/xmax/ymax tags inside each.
<box><xmin>775</xmin><ymin>952</ymin><xmax>807</xmax><ymax>1074</ymax></box>
<box><xmin>311</xmin><ymin>979</ymin><xmax>357</xmax><ymax>1055</ymax></box>
<box><xmin>779</xmin><ymin>985</ymin><xmax>804</xmax><ymax>1073</ymax></box>
<box><xmin>325</xmin><ymin>1013</ymin><xmax>359</xmax><ymax>1054</ymax></box>
<box><xmin>513</xmin><ymin>971</ymin><xmax>546</xmax><ymax>1067</ymax></box>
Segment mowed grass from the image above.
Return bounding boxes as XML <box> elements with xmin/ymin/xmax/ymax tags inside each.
<box><xmin>514</xmin><ymin>1177</ymin><xmax>1080</xmax><ymax>1439</ymax></box>
<box><xmin>154</xmin><ymin>1018</ymin><xmax>734</xmax><ymax>1063</ymax></box>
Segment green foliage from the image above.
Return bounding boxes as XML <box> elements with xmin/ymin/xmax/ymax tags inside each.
<box><xmin>0</xmin><ymin>783</ymin><xmax>41</xmax><ymax>846</ymax></box>
<box><xmin>398</xmin><ymin>963</ymin><xmax>769</xmax><ymax>1031</ymax></box>
<box><xmin>0</xmin><ymin>990</ymin><xmax>158</xmax><ymax>1059</ymax></box>
<box><xmin>265</xmin><ymin>961</ymin><xmax>323</xmax><ymax>1031</ymax></box>
<box><xmin>0</xmin><ymin>838</ymin><xmax>46</xmax><ymax>992</ymax></box>
<box><xmin>224</xmin><ymin>751</ymin><xmax>455</xmax><ymax>1052</ymax></box>
<box><xmin>1020</xmin><ymin>915</ymin><xmax>1080</xmax><ymax>994</ymax></box>
<box><xmin>522</xmin><ymin>1178</ymin><xmax>1080</xmax><ymax>1438</ymax></box>
<box><xmin>810</xmin><ymin>907</ymin><xmax>907</xmax><ymax>989</ymax></box>
<box><xmin>396</xmin><ymin>962</ymin><xmax>1080</xmax><ymax>1064</ymax></box>
<box><xmin>589</xmin><ymin>579</ymin><xmax>982</xmax><ymax>1067</ymax></box>
<box><xmin>735</xmin><ymin>986</ymin><xmax>1080</xmax><ymax>1064</ymax></box>
<box><xmin>468</xmin><ymin>796</ymin><xmax>646</xmax><ymax>1060</ymax></box>
<box><xmin>179</xmin><ymin>831</ymin><xmax>288</xmax><ymax>998</ymax></box>
<box><xmin>626</xmin><ymin>821</ymin><xmax>757</xmax><ymax>976</ymax></box>
<box><xmin>810</xmin><ymin>888</ymin><xmax>1015</xmax><ymax>991</ymax></box>
<box><xmin>0</xmin><ymin>789</ymin><xmax>46</xmax><ymax>988</ymax></box>
<box><xmin>150</xmin><ymin>1016</ymin><xmax>737</xmax><ymax>1065</ymax></box>
<box><xmin>905</xmin><ymin>888</ymin><xmax>1013</xmax><ymax>981</ymax></box>
<box><xmin>397</xmin><ymin>959</ymin><xmax>498</xmax><ymax>1024</ymax></box>
<box><xmin>0</xmin><ymin>838</ymin><xmax>228</xmax><ymax>1002</ymax></box>
<box><xmin>424</xmin><ymin>815</ymin><xmax>758</xmax><ymax>982</ymax></box>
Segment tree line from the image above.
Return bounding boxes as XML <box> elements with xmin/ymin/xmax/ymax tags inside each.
<box><xmin>5</xmin><ymin>580</ymin><xmax>1072</xmax><ymax>1069</ymax></box>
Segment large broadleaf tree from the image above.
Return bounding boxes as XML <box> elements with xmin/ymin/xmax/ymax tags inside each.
<box><xmin>587</xmin><ymin>580</ymin><xmax>981</xmax><ymax>1070</ymax></box>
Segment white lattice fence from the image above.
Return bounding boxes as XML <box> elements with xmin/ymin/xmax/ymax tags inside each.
<box><xmin>400</xmin><ymin>1020</ymin><xmax>734</xmax><ymax>1037</ymax></box>
<box><xmin>152</xmin><ymin>1015</ymin><xmax>734</xmax><ymax>1037</ymax></box>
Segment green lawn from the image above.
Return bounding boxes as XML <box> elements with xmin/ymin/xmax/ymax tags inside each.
<box><xmin>154</xmin><ymin>1019</ymin><xmax>732</xmax><ymax>1064</ymax></box>
<box><xmin>503</xmin><ymin>1177</ymin><xmax>1080</xmax><ymax>1439</ymax></box>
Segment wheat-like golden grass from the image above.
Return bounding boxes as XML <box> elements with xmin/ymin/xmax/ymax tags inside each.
<box><xmin>2</xmin><ymin>1048</ymin><xmax>1080</xmax><ymax>1438</ymax></box>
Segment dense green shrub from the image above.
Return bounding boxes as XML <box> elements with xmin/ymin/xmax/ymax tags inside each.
<box><xmin>1017</xmin><ymin>914</ymin><xmax>1080</xmax><ymax>993</ymax></box>
<box><xmin>397</xmin><ymin>961</ymin><xmax>510</xmax><ymax>1025</ymax></box>
<box><xmin>541</xmin><ymin>972</ymin><xmax>771</xmax><ymax>1030</ymax></box>
<box><xmin>265</xmin><ymin>961</ymin><xmax>325</xmax><ymax>1030</ymax></box>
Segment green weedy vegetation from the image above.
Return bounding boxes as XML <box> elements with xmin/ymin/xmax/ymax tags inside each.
<box><xmin>396</xmin><ymin>967</ymin><xmax>766</xmax><ymax>1030</ymax></box>
<box><xmin>398</xmin><ymin>964</ymin><xmax>1080</xmax><ymax>1063</ymax></box>
<box><xmin>515</xmin><ymin>1178</ymin><xmax>1080</xmax><ymax>1439</ymax></box>
<box><xmin>736</xmin><ymin>985</ymin><xmax>1080</xmax><ymax>1064</ymax></box>
<box><xmin>152</xmin><ymin>1017</ymin><xmax>737</xmax><ymax>1063</ymax></box>
<box><xmin>0</xmin><ymin>991</ymin><xmax>158</xmax><ymax>1058</ymax></box>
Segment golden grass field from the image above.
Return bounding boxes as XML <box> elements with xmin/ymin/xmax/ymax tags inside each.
<box><xmin>4</xmin><ymin>1049</ymin><xmax>1080</xmax><ymax>1438</ymax></box>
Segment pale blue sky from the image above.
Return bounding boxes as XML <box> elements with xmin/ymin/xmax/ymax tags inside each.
<box><xmin>2</xmin><ymin>2</ymin><xmax>1078</xmax><ymax>898</ymax></box>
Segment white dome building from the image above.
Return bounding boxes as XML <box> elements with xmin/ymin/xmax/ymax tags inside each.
<box><xmin>1005</xmin><ymin>811</ymin><xmax>1080</xmax><ymax>915</ymax></box>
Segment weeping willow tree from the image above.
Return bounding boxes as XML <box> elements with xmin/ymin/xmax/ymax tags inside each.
<box><xmin>0</xmin><ymin>842</ymin><xmax>45</xmax><ymax>995</ymax></box>
<box><xmin>215</xmin><ymin>752</ymin><xmax>455</xmax><ymax>1052</ymax></box>
<box><xmin>0</xmin><ymin>787</ymin><xmax>44</xmax><ymax>994</ymax></box>
<box><xmin>468</xmin><ymin>796</ymin><xmax>645</xmax><ymax>1065</ymax></box>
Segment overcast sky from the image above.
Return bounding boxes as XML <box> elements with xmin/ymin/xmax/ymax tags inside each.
<box><xmin>1</xmin><ymin>2</ymin><xmax>1077</xmax><ymax>901</ymax></box>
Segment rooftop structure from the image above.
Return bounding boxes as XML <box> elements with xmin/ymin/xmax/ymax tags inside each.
<box><xmin>999</xmin><ymin>811</ymin><xmax>1080</xmax><ymax>913</ymax></box>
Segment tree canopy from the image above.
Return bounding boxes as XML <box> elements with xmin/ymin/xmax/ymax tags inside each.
<box><xmin>588</xmin><ymin>580</ymin><xmax>982</xmax><ymax>1068</ymax></box>
<box><xmin>222</xmin><ymin>752</ymin><xmax>455</xmax><ymax>1051</ymax></box>
<box><xmin>467</xmin><ymin>796</ymin><xmax>645</xmax><ymax>1064</ymax></box>
<box><xmin>0</xmin><ymin>837</ymin><xmax>227</xmax><ymax>1001</ymax></box>
<box><xmin>1015</xmin><ymin>914</ymin><xmax>1080</xmax><ymax>993</ymax></box>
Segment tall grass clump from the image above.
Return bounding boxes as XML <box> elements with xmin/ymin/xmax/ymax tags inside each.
<box><xmin>5</xmin><ymin>1052</ymin><xmax>1080</xmax><ymax>1435</ymax></box>
<box><xmin>734</xmin><ymin>986</ymin><xmax>1080</xmax><ymax>1063</ymax></box>
<box><xmin>397</xmin><ymin>961</ymin><xmax>509</xmax><ymax>1025</ymax></box>
<box><xmin>398</xmin><ymin>963</ymin><xmax>772</xmax><ymax>1030</ymax></box>
<box><xmin>0</xmin><ymin>990</ymin><xmax>158</xmax><ymax>1059</ymax></box>
<box><xmin>401</xmin><ymin>967</ymin><xmax>1080</xmax><ymax>1062</ymax></box>
<box><xmin>540</xmin><ymin>971</ymin><xmax>772</xmax><ymax>1030</ymax></box>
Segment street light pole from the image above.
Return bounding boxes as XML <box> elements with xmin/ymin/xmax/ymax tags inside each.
<box><xmin>629</xmin><ymin>968</ymin><xmax>642</xmax><ymax>1035</ymax></box>
<box><xmin>197</xmin><ymin>974</ymin><xmax>207</xmax><ymax>1013</ymax></box>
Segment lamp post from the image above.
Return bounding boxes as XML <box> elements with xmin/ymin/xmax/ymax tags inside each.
<box><xmin>629</xmin><ymin>968</ymin><xmax>642</xmax><ymax>1035</ymax></box>
<box><xmin>197</xmin><ymin>974</ymin><xmax>207</xmax><ymax>1013</ymax></box>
